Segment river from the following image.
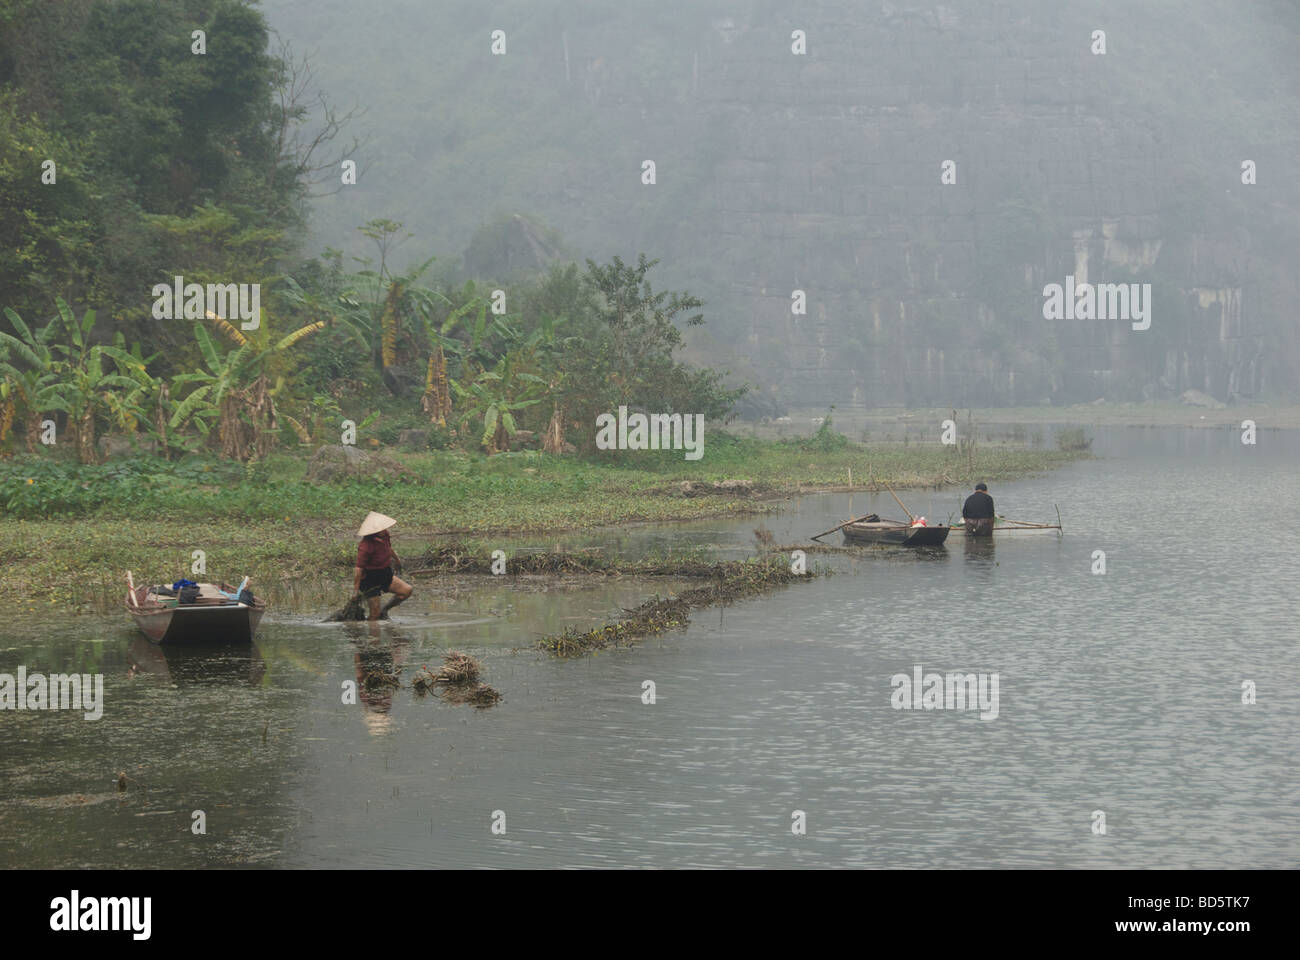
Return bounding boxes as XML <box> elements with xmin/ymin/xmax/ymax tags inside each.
<box><xmin>2</xmin><ymin>425</ymin><xmax>1297</xmax><ymax>868</ymax></box>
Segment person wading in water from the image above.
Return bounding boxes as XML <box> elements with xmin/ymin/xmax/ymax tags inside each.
<box><xmin>962</xmin><ymin>482</ymin><xmax>996</xmax><ymax>537</ymax></box>
<box><xmin>353</xmin><ymin>512</ymin><xmax>414</xmax><ymax>621</ymax></box>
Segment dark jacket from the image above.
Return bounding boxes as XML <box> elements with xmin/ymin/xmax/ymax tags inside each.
<box><xmin>962</xmin><ymin>490</ymin><xmax>995</xmax><ymax>519</ymax></box>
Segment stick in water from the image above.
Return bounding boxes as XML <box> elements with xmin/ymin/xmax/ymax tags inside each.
<box><xmin>884</xmin><ymin>482</ymin><xmax>914</xmax><ymax>522</ymax></box>
<box><xmin>810</xmin><ymin>511</ymin><xmax>879</xmax><ymax>542</ymax></box>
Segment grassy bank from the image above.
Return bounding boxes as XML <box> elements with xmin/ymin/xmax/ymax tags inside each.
<box><xmin>0</xmin><ymin>432</ymin><xmax>1087</xmax><ymax>605</ymax></box>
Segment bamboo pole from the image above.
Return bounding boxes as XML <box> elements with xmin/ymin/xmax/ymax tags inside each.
<box><xmin>884</xmin><ymin>482</ymin><xmax>915</xmax><ymax>522</ymax></box>
<box><xmin>810</xmin><ymin>511</ymin><xmax>878</xmax><ymax>542</ymax></box>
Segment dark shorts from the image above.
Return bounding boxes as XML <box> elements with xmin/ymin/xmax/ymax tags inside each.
<box><xmin>359</xmin><ymin>566</ymin><xmax>394</xmax><ymax>597</ymax></box>
<box><xmin>965</xmin><ymin>517</ymin><xmax>995</xmax><ymax>537</ymax></box>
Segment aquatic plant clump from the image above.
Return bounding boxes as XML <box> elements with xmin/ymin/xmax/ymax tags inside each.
<box><xmin>411</xmin><ymin>652</ymin><xmax>501</xmax><ymax>707</ymax></box>
<box><xmin>405</xmin><ymin>543</ymin><xmax>721</xmax><ymax>578</ymax></box>
<box><xmin>435</xmin><ymin>652</ymin><xmax>481</xmax><ymax>684</ymax></box>
<box><xmin>325</xmin><ymin>595</ymin><xmax>389</xmax><ymax>622</ymax></box>
<box><xmin>537</xmin><ymin>556</ymin><xmax>816</xmax><ymax>657</ymax></box>
<box><xmin>441</xmin><ymin>683</ymin><xmax>502</xmax><ymax>708</ymax></box>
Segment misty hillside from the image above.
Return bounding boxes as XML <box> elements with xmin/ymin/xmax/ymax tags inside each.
<box><xmin>261</xmin><ymin>0</ymin><xmax>1300</xmax><ymax>409</ymax></box>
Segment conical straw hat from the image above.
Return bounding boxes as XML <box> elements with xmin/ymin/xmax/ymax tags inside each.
<box><xmin>357</xmin><ymin>511</ymin><xmax>397</xmax><ymax>537</ymax></box>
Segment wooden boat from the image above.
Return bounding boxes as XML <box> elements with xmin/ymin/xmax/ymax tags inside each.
<box><xmin>842</xmin><ymin>519</ymin><xmax>950</xmax><ymax>546</ymax></box>
<box><xmin>126</xmin><ymin>574</ymin><xmax>266</xmax><ymax>645</ymax></box>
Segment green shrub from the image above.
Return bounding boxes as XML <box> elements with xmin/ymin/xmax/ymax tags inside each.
<box><xmin>1055</xmin><ymin>427</ymin><xmax>1092</xmax><ymax>452</ymax></box>
<box><xmin>793</xmin><ymin>412</ymin><xmax>849</xmax><ymax>453</ymax></box>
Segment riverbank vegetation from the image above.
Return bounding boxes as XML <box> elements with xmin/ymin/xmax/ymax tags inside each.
<box><xmin>0</xmin><ymin>430</ymin><xmax>1085</xmax><ymax>605</ymax></box>
<box><xmin>3</xmin><ymin>1</ymin><xmax>742</xmax><ymax>469</ymax></box>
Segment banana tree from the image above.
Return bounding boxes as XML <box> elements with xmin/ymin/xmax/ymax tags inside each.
<box><xmin>0</xmin><ymin>380</ymin><xmax>13</xmax><ymax>454</ymax></box>
<box><xmin>284</xmin><ymin>255</ymin><xmax>441</xmax><ymax>392</ymax></box>
<box><xmin>530</xmin><ymin>314</ymin><xmax>575</xmax><ymax>454</ymax></box>
<box><xmin>99</xmin><ymin>333</ymin><xmax>170</xmax><ymax>457</ymax></box>
<box><xmin>450</xmin><ymin>353</ymin><xmax>547</xmax><ymax>454</ymax></box>
<box><xmin>169</xmin><ymin>325</ymin><xmax>252</xmax><ymax>457</ymax></box>
<box><xmin>0</xmin><ymin>368</ymin><xmax>68</xmax><ymax>454</ymax></box>
<box><xmin>420</xmin><ymin>289</ymin><xmax>489</xmax><ymax>427</ymax></box>
<box><xmin>282</xmin><ymin>394</ymin><xmax>378</xmax><ymax>447</ymax></box>
<box><xmin>48</xmin><ymin>298</ymin><xmax>150</xmax><ymax>464</ymax></box>
<box><xmin>470</xmin><ymin>313</ymin><xmax>573</xmax><ymax>453</ymax></box>
<box><xmin>189</xmin><ymin>300</ymin><xmax>327</xmax><ymax>460</ymax></box>
<box><xmin>0</xmin><ymin>306</ymin><xmax>68</xmax><ymax>453</ymax></box>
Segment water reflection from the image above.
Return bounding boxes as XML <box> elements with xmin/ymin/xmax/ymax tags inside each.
<box><xmin>346</xmin><ymin>625</ymin><xmax>412</xmax><ymax>735</ymax></box>
<box><xmin>962</xmin><ymin>535</ymin><xmax>997</xmax><ymax>569</ymax></box>
<box><xmin>843</xmin><ymin>542</ymin><xmax>952</xmax><ymax>564</ymax></box>
<box><xmin>126</xmin><ymin>636</ymin><xmax>267</xmax><ymax>687</ymax></box>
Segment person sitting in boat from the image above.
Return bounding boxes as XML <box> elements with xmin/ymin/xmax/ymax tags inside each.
<box><xmin>962</xmin><ymin>482</ymin><xmax>996</xmax><ymax>537</ymax></box>
<box><xmin>353</xmin><ymin>512</ymin><xmax>414</xmax><ymax>621</ymax></box>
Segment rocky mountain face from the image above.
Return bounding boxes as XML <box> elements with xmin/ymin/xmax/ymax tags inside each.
<box><xmin>676</xmin><ymin>2</ymin><xmax>1297</xmax><ymax>407</ymax></box>
<box><xmin>266</xmin><ymin>0</ymin><xmax>1300</xmax><ymax>407</ymax></box>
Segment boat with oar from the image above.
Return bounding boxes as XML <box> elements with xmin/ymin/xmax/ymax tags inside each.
<box><xmin>810</xmin><ymin>483</ymin><xmax>949</xmax><ymax>547</ymax></box>
<box><xmin>841</xmin><ymin>516</ymin><xmax>951</xmax><ymax>546</ymax></box>
<box><xmin>125</xmin><ymin>571</ymin><xmax>266</xmax><ymax>644</ymax></box>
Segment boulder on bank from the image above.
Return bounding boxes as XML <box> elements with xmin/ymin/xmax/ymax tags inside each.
<box><xmin>508</xmin><ymin>429</ymin><xmax>538</xmax><ymax>450</ymax></box>
<box><xmin>397</xmin><ymin>429</ymin><xmax>428</xmax><ymax>450</ymax></box>
<box><xmin>306</xmin><ymin>444</ymin><xmax>412</xmax><ymax>483</ymax></box>
<box><xmin>97</xmin><ymin>435</ymin><xmax>156</xmax><ymax>458</ymax></box>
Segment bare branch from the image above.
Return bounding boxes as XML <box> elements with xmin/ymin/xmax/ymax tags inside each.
<box><xmin>268</xmin><ymin>33</ymin><xmax>371</xmax><ymax>201</ymax></box>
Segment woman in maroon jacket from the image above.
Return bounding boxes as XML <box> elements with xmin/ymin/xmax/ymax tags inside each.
<box><xmin>353</xmin><ymin>512</ymin><xmax>414</xmax><ymax>621</ymax></box>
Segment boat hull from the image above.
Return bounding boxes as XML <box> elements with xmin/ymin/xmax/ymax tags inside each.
<box><xmin>131</xmin><ymin>605</ymin><xmax>265</xmax><ymax>645</ymax></box>
<box><xmin>127</xmin><ymin>583</ymin><xmax>266</xmax><ymax>645</ymax></box>
<box><xmin>842</xmin><ymin>522</ymin><xmax>950</xmax><ymax>546</ymax></box>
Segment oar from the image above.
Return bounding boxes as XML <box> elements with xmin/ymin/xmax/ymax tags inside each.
<box><xmin>884</xmin><ymin>482</ymin><xmax>915</xmax><ymax>523</ymax></box>
<box><xmin>810</xmin><ymin>511</ymin><xmax>878</xmax><ymax>542</ymax></box>
<box><xmin>997</xmin><ymin>517</ymin><xmax>1056</xmax><ymax>527</ymax></box>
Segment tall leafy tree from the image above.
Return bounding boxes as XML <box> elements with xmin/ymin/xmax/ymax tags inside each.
<box><xmin>547</xmin><ymin>255</ymin><xmax>746</xmax><ymax>450</ymax></box>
